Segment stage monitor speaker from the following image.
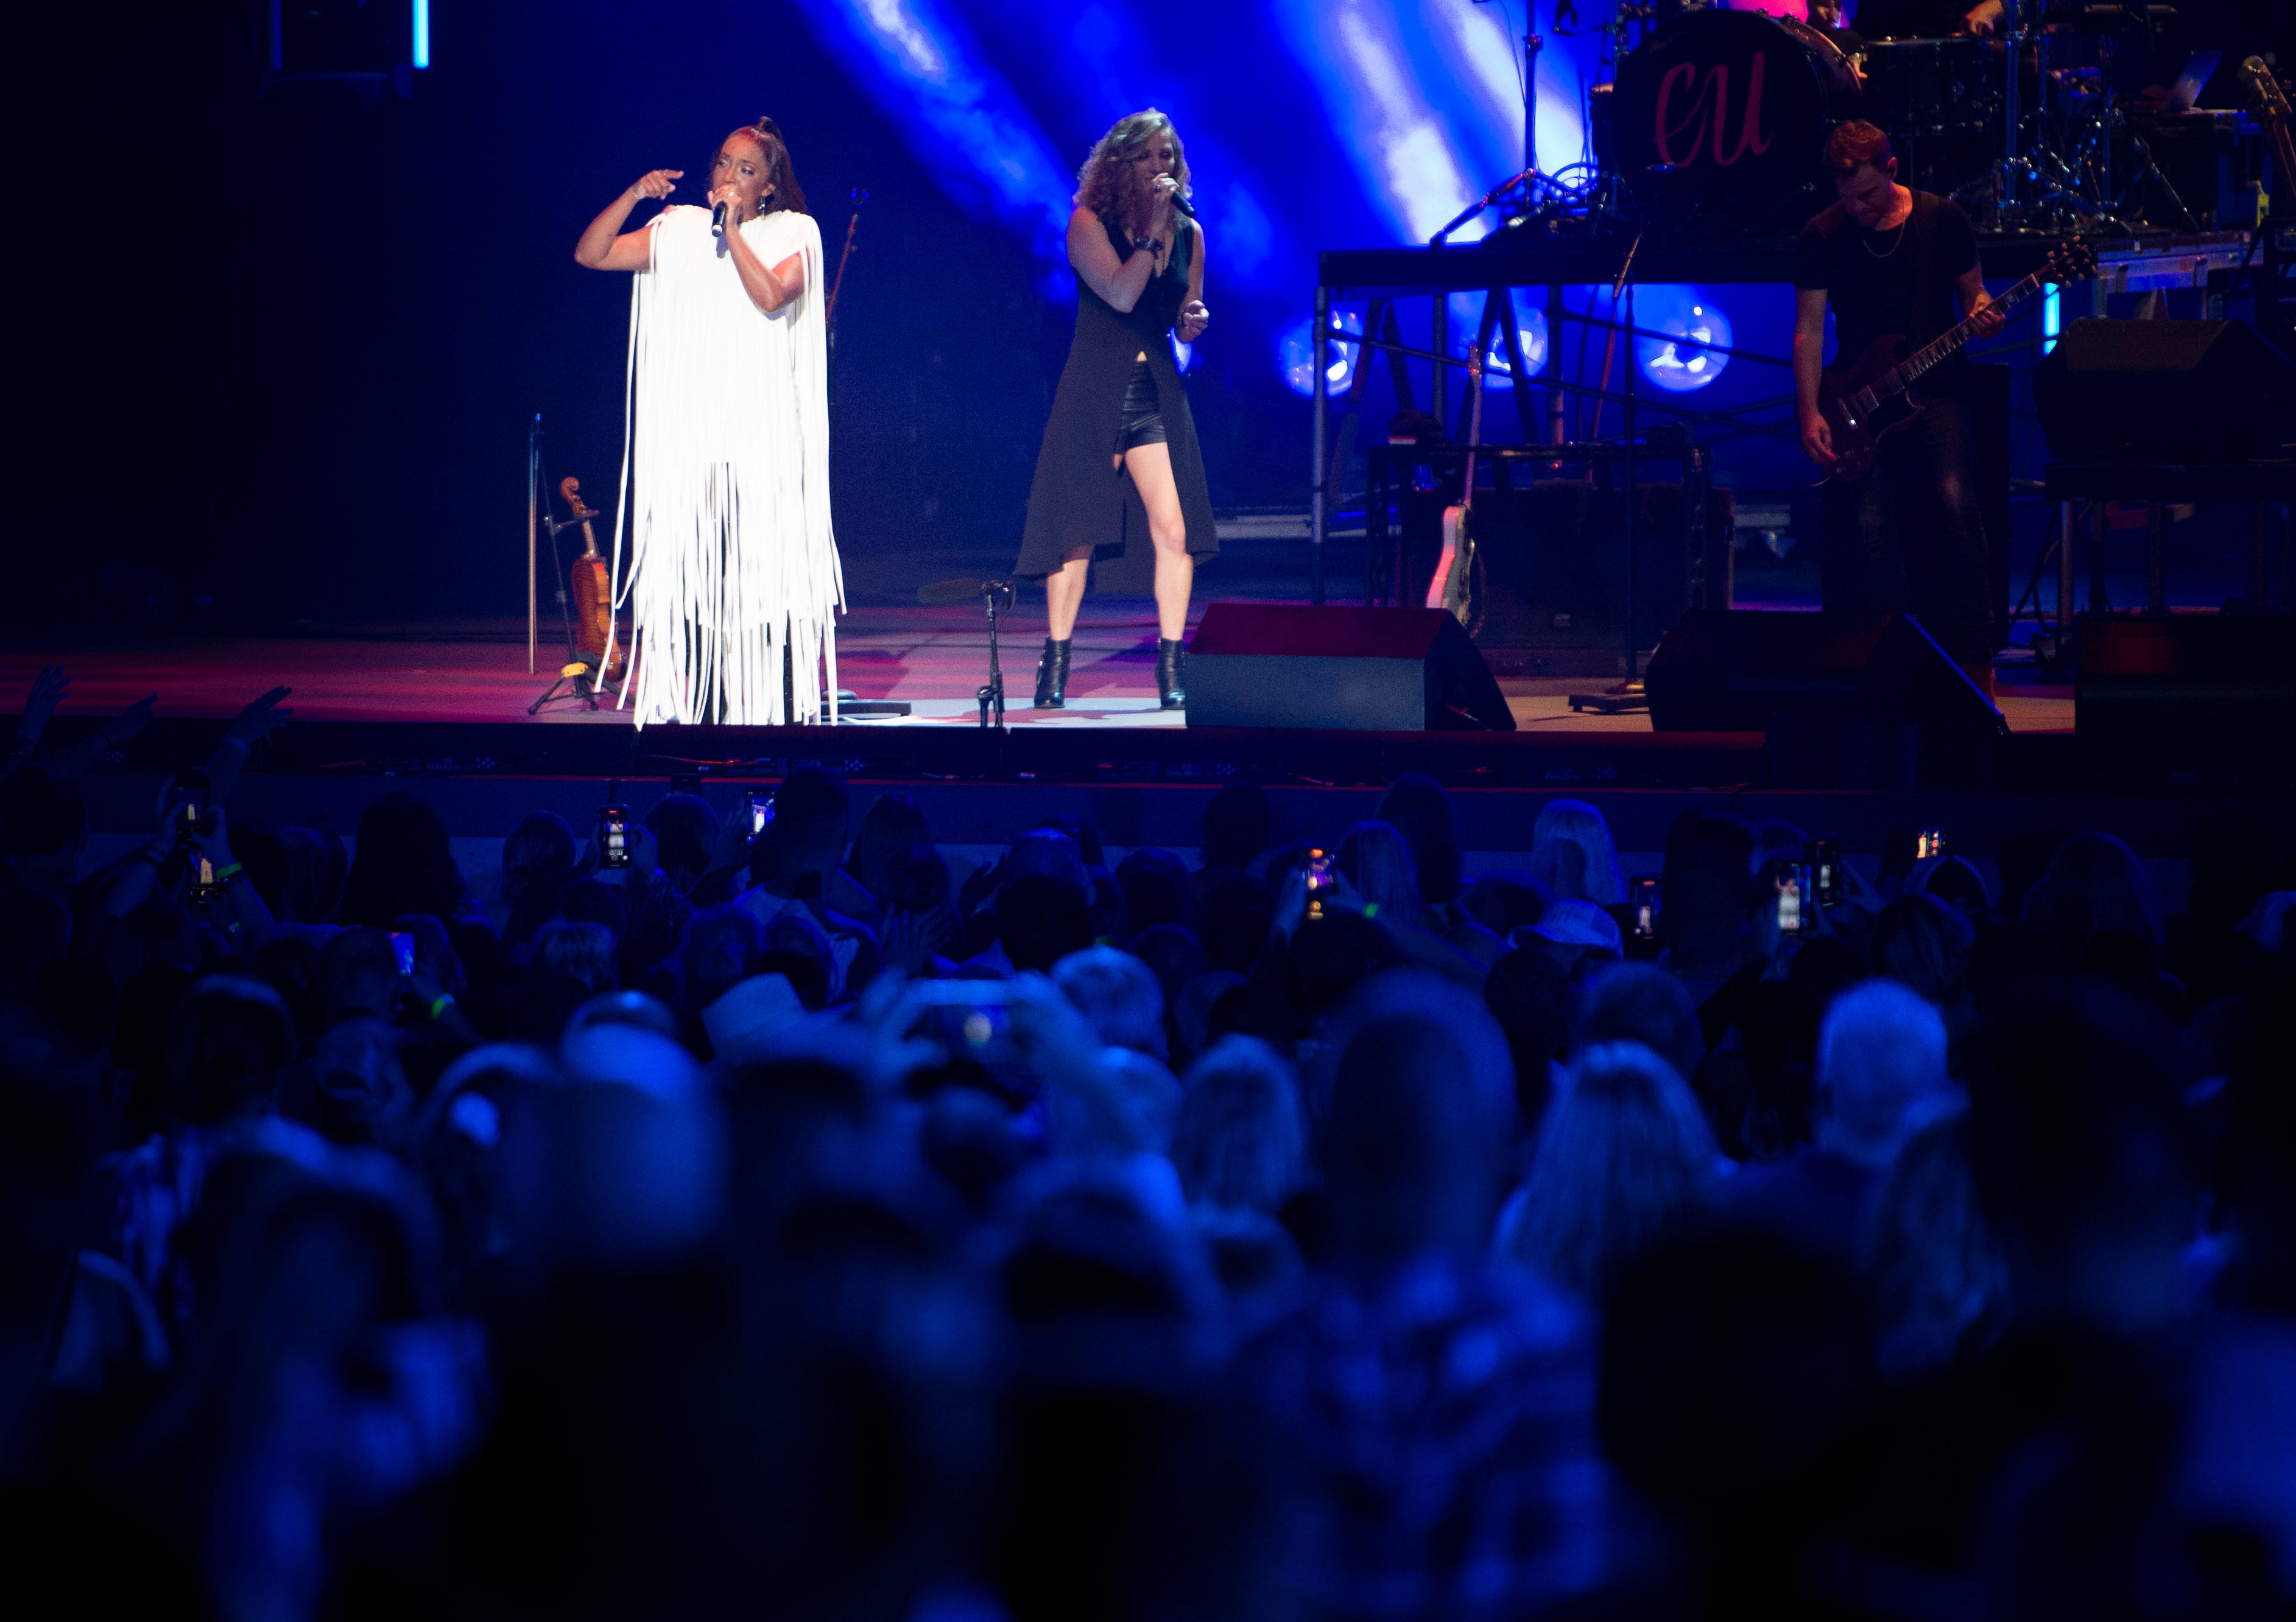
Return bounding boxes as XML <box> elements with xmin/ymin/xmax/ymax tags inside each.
<box><xmin>1646</xmin><ymin>610</ymin><xmax>2002</xmax><ymax>787</ymax></box>
<box><xmin>2077</xmin><ymin>613</ymin><xmax>2296</xmax><ymax>785</ymax></box>
<box><xmin>1186</xmin><ymin>604</ymin><xmax>1515</xmax><ymax>731</ymax></box>
<box><xmin>2032</xmin><ymin>318</ymin><xmax>2296</xmax><ymax>463</ymax></box>
<box><xmin>1645</xmin><ymin>610</ymin><xmax>2001</xmax><ymax>732</ymax></box>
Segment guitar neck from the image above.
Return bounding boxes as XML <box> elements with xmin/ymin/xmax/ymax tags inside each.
<box><xmin>1893</xmin><ymin>269</ymin><xmax>2046</xmax><ymax>388</ymax></box>
<box><xmin>2270</xmin><ymin>118</ymin><xmax>2296</xmax><ymax>212</ymax></box>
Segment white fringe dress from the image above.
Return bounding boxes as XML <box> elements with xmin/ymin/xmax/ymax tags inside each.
<box><xmin>608</xmin><ymin>203</ymin><xmax>845</xmax><ymax>726</ymax></box>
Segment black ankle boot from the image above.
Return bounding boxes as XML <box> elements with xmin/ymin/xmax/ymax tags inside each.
<box><xmin>1156</xmin><ymin>637</ymin><xmax>1186</xmax><ymax>711</ymax></box>
<box><xmin>1033</xmin><ymin>637</ymin><xmax>1071</xmax><ymax>709</ymax></box>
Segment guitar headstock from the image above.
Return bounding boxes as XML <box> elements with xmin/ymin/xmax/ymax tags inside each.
<box><xmin>558</xmin><ymin>476</ymin><xmax>596</xmax><ymax>521</ymax></box>
<box><xmin>2044</xmin><ymin>239</ymin><xmax>2098</xmax><ymax>285</ymax></box>
<box><xmin>2242</xmin><ymin>55</ymin><xmax>2291</xmax><ymax>124</ymax></box>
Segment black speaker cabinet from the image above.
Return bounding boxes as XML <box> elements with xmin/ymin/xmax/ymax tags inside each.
<box><xmin>2077</xmin><ymin>613</ymin><xmax>2296</xmax><ymax>786</ymax></box>
<box><xmin>2033</xmin><ymin>318</ymin><xmax>2296</xmax><ymax>463</ymax></box>
<box><xmin>1645</xmin><ymin>610</ymin><xmax>2002</xmax><ymax>787</ymax></box>
<box><xmin>1187</xmin><ymin>604</ymin><xmax>1515</xmax><ymax>731</ymax></box>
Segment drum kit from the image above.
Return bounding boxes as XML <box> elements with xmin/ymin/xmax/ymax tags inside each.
<box><xmin>1562</xmin><ymin>0</ymin><xmax>2217</xmax><ymax>241</ymax></box>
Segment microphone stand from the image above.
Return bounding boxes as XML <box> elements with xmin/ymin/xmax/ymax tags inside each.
<box><xmin>827</xmin><ymin>188</ymin><xmax>866</xmax><ymax>354</ymax></box>
<box><xmin>976</xmin><ymin>581</ymin><xmax>1013</xmax><ymax>730</ymax></box>
<box><xmin>918</xmin><ymin>577</ymin><xmax>1016</xmax><ymax>729</ymax></box>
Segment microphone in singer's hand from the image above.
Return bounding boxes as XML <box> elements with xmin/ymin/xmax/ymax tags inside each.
<box><xmin>711</xmin><ymin>200</ymin><xmax>728</xmax><ymax>237</ymax></box>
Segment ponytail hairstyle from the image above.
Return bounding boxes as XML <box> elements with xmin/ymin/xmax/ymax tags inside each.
<box><xmin>725</xmin><ymin>114</ymin><xmax>809</xmax><ymax>217</ymax></box>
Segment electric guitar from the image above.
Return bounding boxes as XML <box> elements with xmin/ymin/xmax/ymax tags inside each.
<box><xmin>2241</xmin><ymin>56</ymin><xmax>2295</xmax><ymax>215</ymax></box>
<box><xmin>1425</xmin><ymin>328</ymin><xmax>1486</xmax><ymax>630</ymax></box>
<box><xmin>1819</xmin><ymin>239</ymin><xmax>2095</xmax><ymax>483</ymax></box>
<box><xmin>559</xmin><ymin>477</ymin><xmax>624</xmax><ymax>683</ymax></box>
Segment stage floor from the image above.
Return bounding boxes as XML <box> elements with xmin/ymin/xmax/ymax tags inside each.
<box><xmin>0</xmin><ymin>603</ymin><xmax>2076</xmax><ymax>736</ymax></box>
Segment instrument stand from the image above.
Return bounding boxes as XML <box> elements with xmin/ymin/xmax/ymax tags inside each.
<box><xmin>526</xmin><ymin>423</ymin><xmax>604</xmax><ymax>715</ymax></box>
<box><xmin>1963</xmin><ymin>1</ymin><xmax>2057</xmax><ymax>233</ymax></box>
<box><xmin>1571</xmin><ymin>280</ymin><xmax>1653</xmax><ymax>717</ymax></box>
<box><xmin>2060</xmin><ymin>11</ymin><xmax>2197</xmax><ymax>231</ymax></box>
<box><xmin>974</xmin><ymin>580</ymin><xmax>1015</xmax><ymax>730</ymax></box>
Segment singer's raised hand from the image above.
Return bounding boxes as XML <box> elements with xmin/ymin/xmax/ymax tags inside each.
<box><xmin>579</xmin><ymin>170</ymin><xmax>680</xmax><ymax>270</ymax></box>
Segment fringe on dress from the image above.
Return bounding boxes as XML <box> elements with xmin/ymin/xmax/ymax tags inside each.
<box><xmin>607</xmin><ymin>203</ymin><xmax>845</xmax><ymax>726</ymax></box>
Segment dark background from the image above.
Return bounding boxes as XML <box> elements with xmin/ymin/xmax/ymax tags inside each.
<box><xmin>16</xmin><ymin>0</ymin><xmax>1335</xmax><ymax>634</ymax></box>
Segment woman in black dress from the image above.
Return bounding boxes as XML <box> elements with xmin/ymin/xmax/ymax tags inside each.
<box><xmin>1016</xmin><ymin>110</ymin><xmax>1216</xmax><ymax>710</ymax></box>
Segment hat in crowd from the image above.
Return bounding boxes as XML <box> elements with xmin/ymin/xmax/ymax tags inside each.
<box><xmin>1521</xmin><ymin>897</ymin><xmax>1624</xmax><ymax>956</ymax></box>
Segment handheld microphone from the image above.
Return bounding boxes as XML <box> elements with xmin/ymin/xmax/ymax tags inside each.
<box><xmin>711</xmin><ymin>200</ymin><xmax>728</xmax><ymax>237</ymax></box>
<box><xmin>1169</xmin><ymin>191</ymin><xmax>1196</xmax><ymax>220</ymax></box>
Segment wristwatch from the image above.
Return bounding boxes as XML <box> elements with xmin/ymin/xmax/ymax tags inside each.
<box><xmin>1134</xmin><ymin>237</ymin><xmax>1166</xmax><ymax>261</ymax></box>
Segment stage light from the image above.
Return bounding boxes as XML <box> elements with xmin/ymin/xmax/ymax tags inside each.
<box><xmin>1633</xmin><ymin>285</ymin><xmax>1733</xmax><ymax>393</ymax></box>
<box><xmin>1278</xmin><ymin>309</ymin><xmax>1362</xmax><ymax>397</ymax></box>
<box><xmin>2042</xmin><ymin>286</ymin><xmax>2060</xmax><ymax>355</ymax></box>
<box><xmin>412</xmin><ymin>0</ymin><xmax>428</xmax><ymax>68</ymax></box>
<box><xmin>1445</xmin><ymin>293</ymin><xmax>1548</xmax><ymax>388</ymax></box>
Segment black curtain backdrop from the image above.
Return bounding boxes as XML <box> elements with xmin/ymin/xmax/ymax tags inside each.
<box><xmin>18</xmin><ymin>0</ymin><xmax>1313</xmax><ymax>636</ymax></box>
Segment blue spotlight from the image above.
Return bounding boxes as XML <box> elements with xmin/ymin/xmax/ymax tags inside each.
<box><xmin>1278</xmin><ymin>309</ymin><xmax>1362</xmax><ymax>397</ymax></box>
<box><xmin>1633</xmin><ymin>286</ymin><xmax>1733</xmax><ymax>393</ymax></box>
<box><xmin>412</xmin><ymin>0</ymin><xmax>428</xmax><ymax>68</ymax></box>
<box><xmin>1445</xmin><ymin>293</ymin><xmax>1548</xmax><ymax>389</ymax></box>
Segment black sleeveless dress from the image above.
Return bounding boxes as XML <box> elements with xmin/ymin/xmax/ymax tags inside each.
<box><xmin>1014</xmin><ymin>214</ymin><xmax>1219</xmax><ymax>592</ymax></box>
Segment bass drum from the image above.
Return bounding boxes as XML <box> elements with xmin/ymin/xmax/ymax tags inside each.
<box><xmin>1610</xmin><ymin>9</ymin><xmax>1862</xmax><ymax>237</ymax></box>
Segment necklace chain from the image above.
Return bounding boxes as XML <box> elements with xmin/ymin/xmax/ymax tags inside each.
<box><xmin>1863</xmin><ymin>215</ymin><xmax>1909</xmax><ymax>259</ymax></box>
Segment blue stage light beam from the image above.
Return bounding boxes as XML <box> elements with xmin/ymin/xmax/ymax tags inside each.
<box><xmin>795</xmin><ymin>0</ymin><xmax>1077</xmax><ymax>280</ymax></box>
<box><xmin>412</xmin><ymin>0</ymin><xmax>429</xmax><ymax>69</ymax></box>
<box><xmin>1423</xmin><ymin>0</ymin><xmax>1583</xmax><ymax>178</ymax></box>
<box><xmin>1272</xmin><ymin>0</ymin><xmax>1486</xmax><ymax>242</ymax></box>
<box><xmin>1015</xmin><ymin>1</ymin><xmax>1281</xmax><ymax>284</ymax></box>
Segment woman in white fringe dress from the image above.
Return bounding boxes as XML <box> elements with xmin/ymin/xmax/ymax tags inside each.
<box><xmin>574</xmin><ymin>116</ymin><xmax>844</xmax><ymax>726</ymax></box>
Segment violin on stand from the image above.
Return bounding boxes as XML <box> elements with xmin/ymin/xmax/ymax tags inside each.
<box><xmin>529</xmin><ymin>474</ymin><xmax>625</xmax><ymax>714</ymax></box>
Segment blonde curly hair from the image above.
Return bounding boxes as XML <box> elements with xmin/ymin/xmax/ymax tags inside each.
<box><xmin>1074</xmin><ymin>109</ymin><xmax>1192</xmax><ymax>242</ymax></box>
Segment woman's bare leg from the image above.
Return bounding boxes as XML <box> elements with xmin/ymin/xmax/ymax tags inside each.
<box><xmin>1044</xmin><ymin>548</ymin><xmax>1093</xmax><ymax>641</ymax></box>
<box><xmin>1123</xmin><ymin>441</ymin><xmax>1194</xmax><ymax>641</ymax></box>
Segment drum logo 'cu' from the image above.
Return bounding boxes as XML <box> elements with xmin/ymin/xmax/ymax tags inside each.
<box><xmin>1653</xmin><ymin>52</ymin><xmax>1775</xmax><ymax>168</ymax></box>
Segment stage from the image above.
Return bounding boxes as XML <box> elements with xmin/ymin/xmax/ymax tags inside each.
<box><xmin>24</xmin><ymin>596</ymin><xmax>2257</xmax><ymax>879</ymax></box>
<box><xmin>0</xmin><ymin>600</ymin><xmax>2076</xmax><ymax>738</ymax></box>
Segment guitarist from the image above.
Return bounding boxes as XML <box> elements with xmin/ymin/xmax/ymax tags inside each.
<box><xmin>1794</xmin><ymin>121</ymin><xmax>2004</xmax><ymax>692</ymax></box>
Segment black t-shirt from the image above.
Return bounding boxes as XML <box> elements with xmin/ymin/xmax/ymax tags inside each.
<box><xmin>1794</xmin><ymin>191</ymin><xmax>1979</xmax><ymax>396</ymax></box>
<box><xmin>1850</xmin><ymin>0</ymin><xmax>1967</xmax><ymax>38</ymax></box>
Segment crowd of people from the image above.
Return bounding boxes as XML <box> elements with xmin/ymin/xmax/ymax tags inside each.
<box><xmin>2</xmin><ymin>673</ymin><xmax>2294</xmax><ymax>1620</ymax></box>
